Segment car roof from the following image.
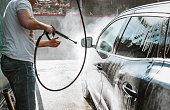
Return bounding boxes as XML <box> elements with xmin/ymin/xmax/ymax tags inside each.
<box><xmin>120</xmin><ymin>1</ymin><xmax>170</xmax><ymax>16</ymax></box>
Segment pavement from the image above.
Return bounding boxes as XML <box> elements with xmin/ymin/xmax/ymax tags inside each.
<box><xmin>35</xmin><ymin>60</ymin><xmax>92</xmax><ymax>110</ymax></box>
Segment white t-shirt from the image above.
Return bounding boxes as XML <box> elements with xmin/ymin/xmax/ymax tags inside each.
<box><xmin>2</xmin><ymin>0</ymin><xmax>35</xmax><ymax>63</ymax></box>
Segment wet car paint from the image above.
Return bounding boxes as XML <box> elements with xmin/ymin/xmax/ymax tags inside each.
<box><xmin>93</xmin><ymin>54</ymin><xmax>164</xmax><ymax>110</ymax></box>
<box><xmin>83</xmin><ymin>46</ymin><xmax>168</xmax><ymax>110</ymax></box>
<box><xmin>142</xmin><ymin>60</ymin><xmax>170</xmax><ymax>110</ymax></box>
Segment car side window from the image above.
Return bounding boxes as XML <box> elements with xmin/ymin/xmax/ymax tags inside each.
<box><xmin>165</xmin><ymin>19</ymin><xmax>170</xmax><ymax>58</ymax></box>
<box><xmin>116</xmin><ymin>17</ymin><xmax>168</xmax><ymax>58</ymax></box>
<box><xmin>96</xmin><ymin>18</ymin><xmax>129</xmax><ymax>52</ymax></box>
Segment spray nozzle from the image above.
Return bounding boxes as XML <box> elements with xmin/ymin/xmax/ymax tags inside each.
<box><xmin>51</xmin><ymin>25</ymin><xmax>77</xmax><ymax>44</ymax></box>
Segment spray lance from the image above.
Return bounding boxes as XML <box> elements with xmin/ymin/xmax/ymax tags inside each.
<box><xmin>44</xmin><ymin>25</ymin><xmax>77</xmax><ymax>44</ymax></box>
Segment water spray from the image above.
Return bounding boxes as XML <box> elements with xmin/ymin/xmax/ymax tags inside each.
<box><xmin>34</xmin><ymin>0</ymin><xmax>87</xmax><ymax>91</ymax></box>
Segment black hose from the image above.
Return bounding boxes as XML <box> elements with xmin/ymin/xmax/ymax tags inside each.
<box><xmin>34</xmin><ymin>0</ymin><xmax>87</xmax><ymax>91</ymax></box>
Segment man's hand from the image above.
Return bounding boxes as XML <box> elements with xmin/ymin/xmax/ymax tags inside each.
<box><xmin>44</xmin><ymin>25</ymin><xmax>53</xmax><ymax>34</ymax></box>
<box><xmin>48</xmin><ymin>37</ymin><xmax>61</xmax><ymax>47</ymax></box>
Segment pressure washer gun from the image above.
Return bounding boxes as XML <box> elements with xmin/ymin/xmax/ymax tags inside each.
<box><xmin>44</xmin><ymin>25</ymin><xmax>77</xmax><ymax>44</ymax></box>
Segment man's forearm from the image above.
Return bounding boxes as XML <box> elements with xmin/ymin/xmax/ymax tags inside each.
<box><xmin>35</xmin><ymin>41</ymin><xmax>49</xmax><ymax>47</ymax></box>
<box><xmin>23</xmin><ymin>17</ymin><xmax>49</xmax><ymax>30</ymax></box>
<box><xmin>35</xmin><ymin>37</ymin><xmax>61</xmax><ymax>48</ymax></box>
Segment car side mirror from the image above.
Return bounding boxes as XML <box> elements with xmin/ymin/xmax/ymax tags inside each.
<box><xmin>81</xmin><ymin>37</ymin><xmax>93</xmax><ymax>48</ymax></box>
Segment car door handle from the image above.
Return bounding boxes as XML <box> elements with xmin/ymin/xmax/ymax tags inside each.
<box><xmin>122</xmin><ymin>84</ymin><xmax>137</xmax><ymax>98</ymax></box>
<box><xmin>97</xmin><ymin>64</ymin><xmax>103</xmax><ymax>70</ymax></box>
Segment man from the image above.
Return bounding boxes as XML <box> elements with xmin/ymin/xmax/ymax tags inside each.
<box><xmin>1</xmin><ymin>0</ymin><xmax>61</xmax><ymax>110</ymax></box>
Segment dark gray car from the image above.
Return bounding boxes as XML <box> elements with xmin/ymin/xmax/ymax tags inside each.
<box><xmin>81</xmin><ymin>1</ymin><xmax>170</xmax><ymax>110</ymax></box>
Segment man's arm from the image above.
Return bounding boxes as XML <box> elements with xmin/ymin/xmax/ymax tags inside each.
<box><xmin>17</xmin><ymin>9</ymin><xmax>61</xmax><ymax>47</ymax></box>
<box><xmin>17</xmin><ymin>9</ymin><xmax>53</xmax><ymax>34</ymax></box>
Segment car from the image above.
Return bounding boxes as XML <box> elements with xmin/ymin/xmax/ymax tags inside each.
<box><xmin>81</xmin><ymin>1</ymin><xmax>170</xmax><ymax>110</ymax></box>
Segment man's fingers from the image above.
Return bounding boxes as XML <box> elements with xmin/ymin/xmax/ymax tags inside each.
<box><xmin>50</xmin><ymin>41</ymin><xmax>61</xmax><ymax>47</ymax></box>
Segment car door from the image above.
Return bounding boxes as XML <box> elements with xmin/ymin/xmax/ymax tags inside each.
<box><xmin>84</xmin><ymin>17</ymin><xmax>130</xmax><ymax>110</ymax></box>
<box><xmin>101</xmin><ymin>16</ymin><xmax>167</xmax><ymax>110</ymax></box>
<box><xmin>141</xmin><ymin>18</ymin><xmax>170</xmax><ymax>110</ymax></box>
